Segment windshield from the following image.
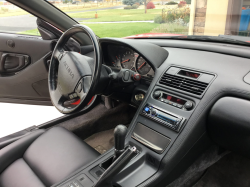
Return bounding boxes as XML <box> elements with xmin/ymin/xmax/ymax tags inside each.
<box><xmin>53</xmin><ymin>0</ymin><xmax>250</xmax><ymax>41</ymax></box>
<box><xmin>1</xmin><ymin>0</ymin><xmax>250</xmax><ymax>43</ymax></box>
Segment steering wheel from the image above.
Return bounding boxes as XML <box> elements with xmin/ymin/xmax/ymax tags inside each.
<box><xmin>48</xmin><ymin>25</ymin><xmax>102</xmax><ymax>114</ymax></box>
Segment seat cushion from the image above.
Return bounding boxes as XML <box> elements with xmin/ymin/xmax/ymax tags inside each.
<box><xmin>23</xmin><ymin>127</ymin><xmax>100</xmax><ymax>186</ymax></box>
<box><xmin>0</xmin><ymin>158</ymin><xmax>45</xmax><ymax>187</ymax></box>
<box><xmin>0</xmin><ymin>130</ymin><xmax>45</xmax><ymax>174</ymax></box>
<box><xmin>0</xmin><ymin>127</ymin><xmax>100</xmax><ymax>187</ymax></box>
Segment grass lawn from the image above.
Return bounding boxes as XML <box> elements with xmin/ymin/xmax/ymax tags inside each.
<box><xmin>20</xmin><ymin>29</ymin><xmax>41</xmax><ymax>36</ymax></box>
<box><xmin>85</xmin><ymin>22</ymin><xmax>159</xmax><ymax>37</ymax></box>
<box><xmin>20</xmin><ymin>22</ymin><xmax>160</xmax><ymax>38</ymax></box>
<box><xmin>63</xmin><ymin>4</ymin><xmax>122</xmax><ymax>12</ymax></box>
<box><xmin>69</xmin><ymin>9</ymin><xmax>161</xmax><ymax>22</ymax></box>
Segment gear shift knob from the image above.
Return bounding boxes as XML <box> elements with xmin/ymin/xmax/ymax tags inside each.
<box><xmin>114</xmin><ymin>125</ymin><xmax>127</xmax><ymax>157</ymax></box>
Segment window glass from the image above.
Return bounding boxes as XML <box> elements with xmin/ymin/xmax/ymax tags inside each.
<box><xmin>2</xmin><ymin>0</ymin><xmax>250</xmax><ymax>41</ymax></box>
<box><xmin>0</xmin><ymin>2</ymin><xmax>64</xmax><ymax>138</ymax></box>
<box><xmin>0</xmin><ymin>2</ymin><xmax>40</xmax><ymax>35</ymax></box>
<box><xmin>57</xmin><ymin>0</ymin><xmax>250</xmax><ymax>41</ymax></box>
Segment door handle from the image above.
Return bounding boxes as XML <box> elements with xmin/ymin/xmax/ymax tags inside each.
<box><xmin>0</xmin><ymin>53</ymin><xmax>30</xmax><ymax>73</ymax></box>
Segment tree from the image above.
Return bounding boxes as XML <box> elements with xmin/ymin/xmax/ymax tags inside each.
<box><xmin>146</xmin><ymin>1</ymin><xmax>155</xmax><ymax>9</ymax></box>
<box><xmin>185</xmin><ymin>0</ymin><xmax>191</xmax><ymax>4</ymax></box>
<box><xmin>144</xmin><ymin>0</ymin><xmax>151</xmax><ymax>13</ymax></box>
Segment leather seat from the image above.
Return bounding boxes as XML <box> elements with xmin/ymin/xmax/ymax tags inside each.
<box><xmin>0</xmin><ymin>127</ymin><xmax>100</xmax><ymax>187</ymax></box>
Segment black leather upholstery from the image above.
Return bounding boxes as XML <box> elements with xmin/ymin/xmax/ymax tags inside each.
<box><xmin>0</xmin><ymin>127</ymin><xmax>100</xmax><ymax>187</ymax></box>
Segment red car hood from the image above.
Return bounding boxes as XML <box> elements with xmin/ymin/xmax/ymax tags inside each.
<box><xmin>124</xmin><ymin>33</ymin><xmax>183</xmax><ymax>39</ymax></box>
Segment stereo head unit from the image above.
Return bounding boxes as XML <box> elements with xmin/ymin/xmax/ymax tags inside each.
<box><xmin>141</xmin><ymin>104</ymin><xmax>185</xmax><ymax>132</ymax></box>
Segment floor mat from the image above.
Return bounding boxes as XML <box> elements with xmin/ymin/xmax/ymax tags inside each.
<box><xmin>194</xmin><ymin>153</ymin><xmax>250</xmax><ymax>187</ymax></box>
<box><xmin>57</xmin><ymin>103</ymin><xmax>136</xmax><ymax>140</ymax></box>
<box><xmin>85</xmin><ymin>129</ymin><xmax>114</xmax><ymax>154</ymax></box>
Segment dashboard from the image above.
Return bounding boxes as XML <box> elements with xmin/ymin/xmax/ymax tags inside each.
<box><xmin>58</xmin><ymin>38</ymin><xmax>250</xmax><ymax>187</ymax></box>
<box><xmin>103</xmin><ymin>45</ymin><xmax>155</xmax><ymax>80</ymax></box>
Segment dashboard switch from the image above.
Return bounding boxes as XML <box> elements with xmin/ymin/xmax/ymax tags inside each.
<box><xmin>123</xmin><ymin>70</ymin><xmax>130</xmax><ymax>81</ymax></box>
<box><xmin>133</xmin><ymin>73</ymin><xmax>141</xmax><ymax>81</ymax></box>
<box><xmin>151</xmin><ymin>109</ymin><xmax>157</xmax><ymax>116</ymax></box>
<box><xmin>177</xmin><ymin>104</ymin><xmax>183</xmax><ymax>109</ymax></box>
<box><xmin>144</xmin><ymin>107</ymin><xmax>150</xmax><ymax>114</ymax></box>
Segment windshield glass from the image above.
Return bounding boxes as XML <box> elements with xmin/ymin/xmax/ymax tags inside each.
<box><xmin>1</xmin><ymin>0</ymin><xmax>250</xmax><ymax>42</ymax></box>
<box><xmin>58</xmin><ymin>0</ymin><xmax>250</xmax><ymax>42</ymax></box>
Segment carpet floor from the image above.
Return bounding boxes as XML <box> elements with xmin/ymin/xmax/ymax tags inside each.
<box><xmin>57</xmin><ymin>102</ymin><xmax>136</xmax><ymax>140</ymax></box>
<box><xmin>85</xmin><ymin>128</ymin><xmax>114</xmax><ymax>154</ymax></box>
<box><xmin>194</xmin><ymin>153</ymin><xmax>250</xmax><ymax>187</ymax></box>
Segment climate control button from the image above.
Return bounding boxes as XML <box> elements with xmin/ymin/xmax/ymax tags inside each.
<box><xmin>184</xmin><ymin>101</ymin><xmax>193</xmax><ymax>110</ymax></box>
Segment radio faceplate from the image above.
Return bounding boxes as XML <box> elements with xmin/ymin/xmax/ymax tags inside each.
<box><xmin>141</xmin><ymin>104</ymin><xmax>185</xmax><ymax>132</ymax></box>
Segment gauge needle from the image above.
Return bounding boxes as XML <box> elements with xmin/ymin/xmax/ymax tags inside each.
<box><xmin>121</xmin><ymin>59</ymin><xmax>130</xmax><ymax>63</ymax></box>
<box><xmin>138</xmin><ymin>62</ymin><xmax>146</xmax><ymax>70</ymax></box>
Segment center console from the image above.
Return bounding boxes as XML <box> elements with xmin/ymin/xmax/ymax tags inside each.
<box><xmin>55</xmin><ymin>66</ymin><xmax>215</xmax><ymax>187</ymax></box>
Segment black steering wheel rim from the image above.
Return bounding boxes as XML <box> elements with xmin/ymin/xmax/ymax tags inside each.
<box><xmin>48</xmin><ymin>25</ymin><xmax>102</xmax><ymax>114</ymax></box>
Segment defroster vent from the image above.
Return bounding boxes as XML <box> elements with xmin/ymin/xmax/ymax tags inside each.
<box><xmin>159</xmin><ymin>73</ymin><xmax>209</xmax><ymax>95</ymax></box>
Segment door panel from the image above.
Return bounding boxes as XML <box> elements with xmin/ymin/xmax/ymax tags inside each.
<box><xmin>0</xmin><ymin>33</ymin><xmax>55</xmax><ymax>105</ymax></box>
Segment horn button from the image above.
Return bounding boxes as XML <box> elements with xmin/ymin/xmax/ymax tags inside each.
<box><xmin>57</xmin><ymin>51</ymin><xmax>93</xmax><ymax>97</ymax></box>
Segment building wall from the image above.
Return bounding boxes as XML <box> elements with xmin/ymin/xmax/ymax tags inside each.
<box><xmin>193</xmin><ymin>6</ymin><xmax>207</xmax><ymax>35</ymax></box>
<box><xmin>189</xmin><ymin>0</ymin><xmax>208</xmax><ymax>35</ymax></box>
<box><xmin>204</xmin><ymin>0</ymin><xmax>229</xmax><ymax>36</ymax></box>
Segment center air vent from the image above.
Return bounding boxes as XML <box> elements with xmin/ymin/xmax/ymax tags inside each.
<box><xmin>159</xmin><ymin>73</ymin><xmax>209</xmax><ymax>95</ymax></box>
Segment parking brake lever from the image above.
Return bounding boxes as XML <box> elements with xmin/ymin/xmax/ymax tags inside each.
<box><xmin>94</xmin><ymin>146</ymin><xmax>137</xmax><ymax>187</ymax></box>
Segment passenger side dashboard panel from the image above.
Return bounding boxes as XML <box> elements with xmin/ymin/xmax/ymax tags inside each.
<box><xmin>208</xmin><ymin>97</ymin><xmax>250</xmax><ymax>157</ymax></box>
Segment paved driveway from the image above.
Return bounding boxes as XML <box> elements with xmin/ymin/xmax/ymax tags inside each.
<box><xmin>0</xmin><ymin>6</ymin><xmax>124</xmax><ymax>33</ymax></box>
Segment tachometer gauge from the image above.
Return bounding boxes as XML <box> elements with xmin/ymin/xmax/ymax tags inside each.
<box><xmin>121</xmin><ymin>50</ymin><xmax>135</xmax><ymax>69</ymax></box>
<box><xmin>136</xmin><ymin>56</ymin><xmax>151</xmax><ymax>75</ymax></box>
<box><xmin>111</xmin><ymin>55</ymin><xmax>120</xmax><ymax>67</ymax></box>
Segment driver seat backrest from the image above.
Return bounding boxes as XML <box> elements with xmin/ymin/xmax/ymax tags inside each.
<box><xmin>0</xmin><ymin>127</ymin><xmax>100</xmax><ymax>187</ymax></box>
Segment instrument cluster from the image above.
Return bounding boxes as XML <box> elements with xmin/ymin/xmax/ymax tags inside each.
<box><xmin>105</xmin><ymin>45</ymin><xmax>155</xmax><ymax>79</ymax></box>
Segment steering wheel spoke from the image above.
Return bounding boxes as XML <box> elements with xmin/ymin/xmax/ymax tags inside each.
<box><xmin>50</xmin><ymin>88</ymin><xmax>67</xmax><ymax>111</ymax></box>
<box><xmin>53</xmin><ymin>48</ymin><xmax>64</xmax><ymax>60</ymax></box>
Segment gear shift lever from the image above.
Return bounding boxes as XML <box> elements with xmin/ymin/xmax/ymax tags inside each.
<box><xmin>113</xmin><ymin>125</ymin><xmax>127</xmax><ymax>161</ymax></box>
<box><xmin>95</xmin><ymin>125</ymin><xmax>137</xmax><ymax>187</ymax></box>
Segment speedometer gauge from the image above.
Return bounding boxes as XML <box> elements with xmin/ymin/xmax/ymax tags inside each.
<box><xmin>121</xmin><ymin>50</ymin><xmax>135</xmax><ymax>69</ymax></box>
<box><xmin>136</xmin><ymin>56</ymin><xmax>151</xmax><ymax>75</ymax></box>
